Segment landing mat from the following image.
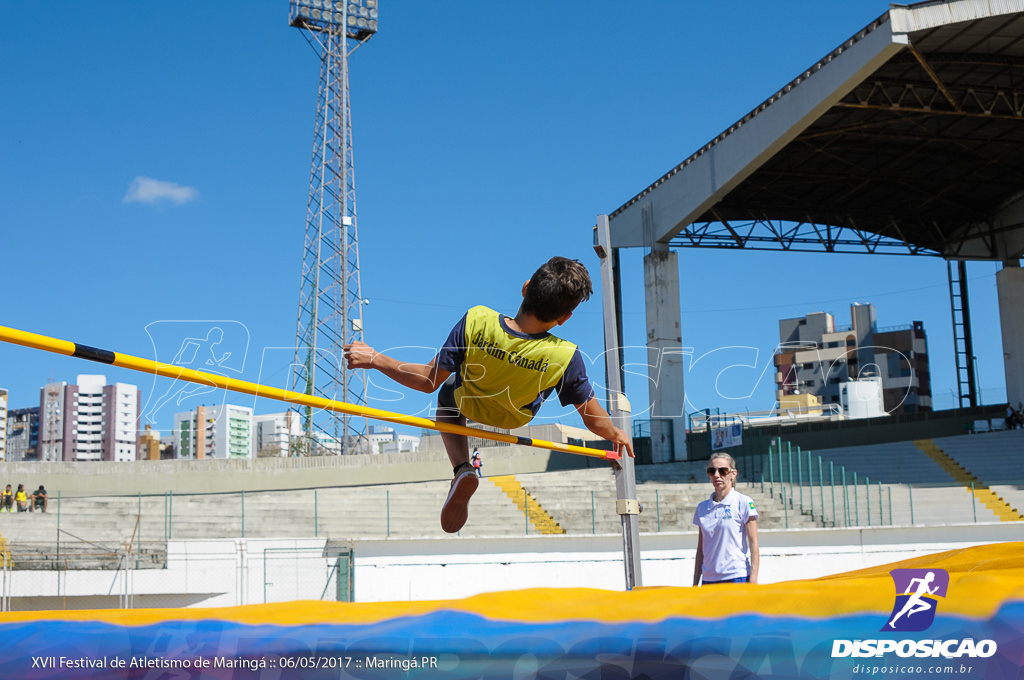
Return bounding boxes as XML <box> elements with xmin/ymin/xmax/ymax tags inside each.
<box><xmin>0</xmin><ymin>542</ymin><xmax>1021</xmax><ymax>679</ymax></box>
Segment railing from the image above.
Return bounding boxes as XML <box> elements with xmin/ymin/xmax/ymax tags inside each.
<box><xmin>1</xmin><ymin>542</ymin><xmax>345</xmax><ymax>611</ymax></box>
<box><xmin>750</xmin><ymin>437</ymin><xmax>991</xmax><ymax>529</ymax></box>
<box><xmin>0</xmin><ymin>437</ymin><xmax>1000</xmax><ymax>580</ymax></box>
<box><xmin>753</xmin><ymin>438</ymin><xmax>893</xmax><ymax>529</ymax></box>
<box><xmin>687</xmin><ymin>404</ymin><xmax>844</xmax><ymax>433</ymax></box>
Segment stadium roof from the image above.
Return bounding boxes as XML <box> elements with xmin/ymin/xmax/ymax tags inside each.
<box><xmin>607</xmin><ymin>0</ymin><xmax>1024</xmax><ymax>260</ymax></box>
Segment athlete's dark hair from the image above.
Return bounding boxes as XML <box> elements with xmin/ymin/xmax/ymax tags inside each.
<box><xmin>521</xmin><ymin>256</ymin><xmax>593</xmax><ymax>322</ymax></box>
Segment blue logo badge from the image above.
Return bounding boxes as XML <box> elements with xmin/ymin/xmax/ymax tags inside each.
<box><xmin>884</xmin><ymin>568</ymin><xmax>949</xmax><ymax>632</ymax></box>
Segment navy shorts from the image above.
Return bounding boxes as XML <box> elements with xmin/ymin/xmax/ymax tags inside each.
<box><xmin>702</xmin><ymin>576</ymin><xmax>749</xmax><ymax>585</ymax></box>
<box><xmin>437</xmin><ymin>375</ymin><xmax>461</xmax><ymax>418</ymax></box>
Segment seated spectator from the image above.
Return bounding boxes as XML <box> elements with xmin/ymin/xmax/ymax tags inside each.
<box><xmin>14</xmin><ymin>484</ymin><xmax>28</xmax><ymax>512</ymax></box>
<box><xmin>30</xmin><ymin>485</ymin><xmax>48</xmax><ymax>513</ymax></box>
<box><xmin>0</xmin><ymin>485</ymin><xmax>12</xmax><ymax>513</ymax></box>
<box><xmin>1007</xmin><ymin>405</ymin><xmax>1024</xmax><ymax>430</ymax></box>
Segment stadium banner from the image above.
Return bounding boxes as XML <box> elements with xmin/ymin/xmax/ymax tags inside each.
<box><xmin>712</xmin><ymin>422</ymin><xmax>743</xmax><ymax>450</ymax></box>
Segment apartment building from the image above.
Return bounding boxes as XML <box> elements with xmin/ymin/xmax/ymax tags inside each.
<box><xmin>37</xmin><ymin>375</ymin><xmax>141</xmax><ymax>461</ymax></box>
<box><xmin>775</xmin><ymin>303</ymin><xmax>932</xmax><ymax>415</ymax></box>
<box><xmin>173</xmin><ymin>404</ymin><xmax>253</xmax><ymax>459</ymax></box>
<box><xmin>5</xmin><ymin>407</ymin><xmax>39</xmax><ymax>462</ymax></box>
<box><xmin>253</xmin><ymin>411</ymin><xmax>301</xmax><ymax>457</ymax></box>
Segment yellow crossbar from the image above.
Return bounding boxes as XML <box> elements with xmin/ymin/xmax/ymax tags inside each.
<box><xmin>0</xmin><ymin>324</ymin><xmax>619</xmax><ymax>461</ymax></box>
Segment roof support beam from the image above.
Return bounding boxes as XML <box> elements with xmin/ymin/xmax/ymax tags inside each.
<box><xmin>608</xmin><ymin>17</ymin><xmax>905</xmax><ymax>248</ymax></box>
<box><xmin>907</xmin><ymin>44</ymin><xmax>960</xmax><ymax>111</ymax></box>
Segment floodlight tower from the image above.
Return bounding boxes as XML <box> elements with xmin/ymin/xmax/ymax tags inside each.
<box><xmin>288</xmin><ymin>0</ymin><xmax>378</xmax><ymax>455</ymax></box>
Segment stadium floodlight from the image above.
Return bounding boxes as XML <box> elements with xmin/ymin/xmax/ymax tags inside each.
<box><xmin>289</xmin><ymin>0</ymin><xmax>378</xmax><ymax>454</ymax></box>
<box><xmin>289</xmin><ymin>0</ymin><xmax>378</xmax><ymax>39</ymax></box>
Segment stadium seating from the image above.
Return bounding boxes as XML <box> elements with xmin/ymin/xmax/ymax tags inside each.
<box><xmin>0</xmin><ymin>430</ymin><xmax>1018</xmax><ymax>570</ymax></box>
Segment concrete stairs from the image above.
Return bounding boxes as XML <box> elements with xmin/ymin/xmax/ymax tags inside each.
<box><xmin>490</xmin><ymin>475</ymin><xmax>565</xmax><ymax>534</ymax></box>
<box><xmin>925</xmin><ymin>430</ymin><xmax>1024</xmax><ymax>520</ymax></box>
<box><xmin>932</xmin><ymin>429</ymin><xmax>1024</xmax><ymax>504</ymax></box>
<box><xmin>0</xmin><ymin>479</ymin><xmax>532</xmax><ymax>548</ymax></box>
<box><xmin>794</xmin><ymin>434</ymin><xmax>1024</xmax><ymax>526</ymax></box>
<box><xmin>0</xmin><ymin>506</ymin><xmax>166</xmax><ymax>570</ymax></box>
<box><xmin>2</xmin><ymin>433</ymin><xmax>1017</xmax><ymax>571</ymax></box>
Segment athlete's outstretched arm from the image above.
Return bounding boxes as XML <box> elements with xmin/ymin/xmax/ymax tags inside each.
<box><xmin>576</xmin><ymin>396</ymin><xmax>634</xmax><ymax>459</ymax></box>
<box><xmin>344</xmin><ymin>341</ymin><xmax>451</xmax><ymax>394</ymax></box>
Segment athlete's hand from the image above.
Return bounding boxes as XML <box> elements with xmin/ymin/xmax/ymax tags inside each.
<box><xmin>343</xmin><ymin>341</ymin><xmax>377</xmax><ymax>370</ymax></box>
<box><xmin>612</xmin><ymin>428</ymin><xmax>635</xmax><ymax>459</ymax></box>
<box><xmin>606</xmin><ymin>427</ymin><xmax>634</xmax><ymax>470</ymax></box>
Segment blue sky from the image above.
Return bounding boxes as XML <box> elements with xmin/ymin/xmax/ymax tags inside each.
<box><xmin>0</xmin><ymin>1</ymin><xmax>1008</xmax><ymax>441</ymax></box>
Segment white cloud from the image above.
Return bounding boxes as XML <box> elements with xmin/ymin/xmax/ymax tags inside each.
<box><xmin>123</xmin><ymin>176</ymin><xmax>199</xmax><ymax>205</ymax></box>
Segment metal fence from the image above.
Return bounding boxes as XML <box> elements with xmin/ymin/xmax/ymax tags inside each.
<box><xmin>745</xmin><ymin>438</ymin><xmax>989</xmax><ymax>529</ymax></box>
<box><xmin>0</xmin><ymin>542</ymin><xmax>352</xmax><ymax>612</ymax></box>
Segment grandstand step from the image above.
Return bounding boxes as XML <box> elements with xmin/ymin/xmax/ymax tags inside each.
<box><xmin>3</xmin><ymin>439</ymin><xmax>1017</xmax><ymax>566</ymax></box>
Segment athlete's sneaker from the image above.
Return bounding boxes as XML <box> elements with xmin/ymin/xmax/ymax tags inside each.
<box><xmin>440</xmin><ymin>463</ymin><xmax>479</xmax><ymax>533</ymax></box>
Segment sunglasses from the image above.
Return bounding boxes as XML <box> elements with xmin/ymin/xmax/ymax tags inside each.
<box><xmin>706</xmin><ymin>466</ymin><xmax>733</xmax><ymax>476</ymax></box>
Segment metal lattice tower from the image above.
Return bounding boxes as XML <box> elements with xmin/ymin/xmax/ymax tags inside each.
<box><xmin>288</xmin><ymin>1</ymin><xmax>378</xmax><ymax>455</ymax></box>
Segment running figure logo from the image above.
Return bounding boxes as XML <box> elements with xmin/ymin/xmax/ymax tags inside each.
<box><xmin>140</xmin><ymin>321</ymin><xmax>250</xmax><ymax>424</ymax></box>
<box><xmin>884</xmin><ymin>568</ymin><xmax>949</xmax><ymax>632</ymax></box>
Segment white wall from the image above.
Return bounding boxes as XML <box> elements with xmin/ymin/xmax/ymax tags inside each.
<box><xmin>351</xmin><ymin>523</ymin><xmax>1019</xmax><ymax>601</ymax></box>
<box><xmin>4</xmin><ymin>523</ymin><xmax>1018</xmax><ymax>610</ymax></box>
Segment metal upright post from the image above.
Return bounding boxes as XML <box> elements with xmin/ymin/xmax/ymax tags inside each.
<box><xmin>865</xmin><ymin>475</ymin><xmax>871</xmax><ymax>526</ymax></box>
<box><xmin>786</xmin><ymin>443</ymin><xmax>794</xmax><ymax>510</ymax></box>
<box><xmin>595</xmin><ymin>215</ymin><xmax>641</xmax><ymax>590</ymax></box>
<box><xmin>760</xmin><ymin>453</ymin><xmax>765</xmax><ymax>494</ymax></box>
<box><xmin>796</xmin><ymin>446</ymin><xmax>803</xmax><ymax>513</ymax></box>
<box><xmin>830</xmin><ymin>461</ymin><xmax>836</xmax><ymax>527</ymax></box>
<box><xmin>853</xmin><ymin>471</ymin><xmax>859</xmax><ymax>526</ymax></box>
<box><xmin>524</xmin><ymin>488</ymin><xmax>529</xmax><ymax>535</ymax></box>
<box><xmin>842</xmin><ymin>467</ymin><xmax>849</xmax><ymax>527</ymax></box>
<box><xmin>782</xmin><ymin>486</ymin><xmax>789</xmax><ymax>529</ymax></box>
<box><xmin>56</xmin><ymin>490</ymin><xmax>61</xmax><ymax>574</ymax></box>
<box><xmin>819</xmin><ymin>457</ymin><xmax>825</xmax><ymax>524</ymax></box>
<box><xmin>808</xmin><ymin>450</ymin><xmax>814</xmax><ymax>520</ymax></box>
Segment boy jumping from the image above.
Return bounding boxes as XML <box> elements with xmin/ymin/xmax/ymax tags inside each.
<box><xmin>343</xmin><ymin>256</ymin><xmax>633</xmax><ymax>533</ymax></box>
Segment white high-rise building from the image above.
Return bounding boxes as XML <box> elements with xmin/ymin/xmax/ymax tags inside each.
<box><xmin>38</xmin><ymin>376</ymin><xmax>140</xmax><ymax>462</ymax></box>
<box><xmin>173</xmin><ymin>404</ymin><xmax>253</xmax><ymax>459</ymax></box>
<box><xmin>254</xmin><ymin>411</ymin><xmax>301</xmax><ymax>457</ymax></box>
<box><xmin>74</xmin><ymin>375</ymin><xmax>105</xmax><ymax>461</ymax></box>
<box><xmin>366</xmin><ymin>425</ymin><xmax>420</xmax><ymax>454</ymax></box>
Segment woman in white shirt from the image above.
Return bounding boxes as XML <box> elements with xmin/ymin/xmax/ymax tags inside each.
<box><xmin>692</xmin><ymin>452</ymin><xmax>760</xmax><ymax>585</ymax></box>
